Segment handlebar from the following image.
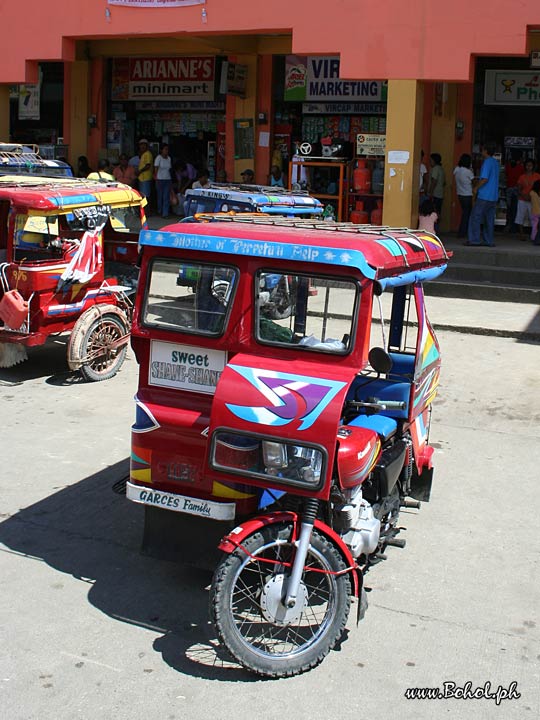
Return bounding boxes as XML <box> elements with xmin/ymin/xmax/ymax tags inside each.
<box><xmin>347</xmin><ymin>399</ymin><xmax>406</xmax><ymax>411</ymax></box>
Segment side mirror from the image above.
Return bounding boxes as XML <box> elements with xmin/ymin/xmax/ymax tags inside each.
<box><xmin>368</xmin><ymin>347</ymin><xmax>393</xmax><ymax>375</ymax></box>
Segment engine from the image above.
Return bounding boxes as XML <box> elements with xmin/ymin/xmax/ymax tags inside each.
<box><xmin>333</xmin><ymin>484</ymin><xmax>381</xmax><ymax>558</ymax></box>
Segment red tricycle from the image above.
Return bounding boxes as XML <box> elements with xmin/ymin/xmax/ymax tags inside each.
<box><xmin>0</xmin><ymin>175</ymin><xmax>145</xmax><ymax>379</ymax></box>
<box><xmin>128</xmin><ymin>215</ymin><xmax>450</xmax><ymax>677</ymax></box>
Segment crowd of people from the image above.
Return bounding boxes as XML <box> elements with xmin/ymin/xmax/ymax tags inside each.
<box><xmin>418</xmin><ymin>145</ymin><xmax>540</xmax><ymax>246</ymax></box>
<box><xmin>77</xmin><ymin>139</ymin><xmax>213</xmax><ymax>218</ymax></box>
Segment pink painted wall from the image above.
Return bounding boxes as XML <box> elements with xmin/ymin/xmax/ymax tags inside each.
<box><xmin>0</xmin><ymin>1</ymin><xmax>536</xmax><ymax>83</ymax></box>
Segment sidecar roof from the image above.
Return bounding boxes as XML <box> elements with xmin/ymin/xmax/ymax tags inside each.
<box><xmin>0</xmin><ymin>175</ymin><xmax>144</xmax><ymax>211</ymax></box>
<box><xmin>139</xmin><ymin>215</ymin><xmax>450</xmax><ymax>283</ymax></box>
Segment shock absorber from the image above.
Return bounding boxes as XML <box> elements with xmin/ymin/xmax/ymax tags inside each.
<box><xmin>284</xmin><ymin>498</ymin><xmax>319</xmax><ymax>608</ymax></box>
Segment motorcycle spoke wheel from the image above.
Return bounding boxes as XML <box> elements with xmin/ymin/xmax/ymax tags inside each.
<box><xmin>76</xmin><ymin>315</ymin><xmax>128</xmax><ymax>382</ymax></box>
<box><xmin>210</xmin><ymin>525</ymin><xmax>351</xmax><ymax>677</ymax></box>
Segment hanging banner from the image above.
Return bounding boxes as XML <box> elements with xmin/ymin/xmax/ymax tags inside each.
<box><xmin>484</xmin><ymin>70</ymin><xmax>540</xmax><ymax>106</ymax></box>
<box><xmin>18</xmin><ymin>81</ymin><xmax>41</xmax><ymax>120</ymax></box>
<box><xmin>108</xmin><ymin>1</ymin><xmax>204</xmax><ymax>6</ymax></box>
<box><xmin>111</xmin><ymin>56</ymin><xmax>215</xmax><ymax>100</ymax></box>
<box><xmin>285</xmin><ymin>55</ymin><xmax>386</xmax><ymax>103</ymax></box>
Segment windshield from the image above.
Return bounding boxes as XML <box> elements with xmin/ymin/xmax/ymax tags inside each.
<box><xmin>255</xmin><ymin>272</ymin><xmax>358</xmax><ymax>354</ymax></box>
<box><xmin>185</xmin><ymin>195</ymin><xmax>255</xmax><ymax>216</ymax></box>
<box><xmin>143</xmin><ymin>258</ymin><xmax>238</xmax><ymax>335</ymax></box>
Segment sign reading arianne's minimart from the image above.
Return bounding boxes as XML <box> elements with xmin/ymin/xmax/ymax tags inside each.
<box><xmin>484</xmin><ymin>70</ymin><xmax>540</xmax><ymax>105</ymax></box>
<box><xmin>111</xmin><ymin>57</ymin><xmax>215</xmax><ymax>100</ymax></box>
<box><xmin>285</xmin><ymin>56</ymin><xmax>387</xmax><ymax>102</ymax></box>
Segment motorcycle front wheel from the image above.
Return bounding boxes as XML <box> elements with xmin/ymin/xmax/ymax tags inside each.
<box><xmin>210</xmin><ymin>524</ymin><xmax>351</xmax><ymax>677</ymax></box>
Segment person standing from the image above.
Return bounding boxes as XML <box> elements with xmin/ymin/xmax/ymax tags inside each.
<box><xmin>137</xmin><ymin>139</ymin><xmax>153</xmax><ymax>203</ymax></box>
<box><xmin>466</xmin><ymin>143</ymin><xmax>500</xmax><ymax>247</ymax></box>
<box><xmin>453</xmin><ymin>153</ymin><xmax>474</xmax><ymax>238</ymax></box>
<box><xmin>504</xmin><ymin>153</ymin><xmax>524</xmax><ymax>232</ymax></box>
<box><xmin>113</xmin><ymin>153</ymin><xmax>136</xmax><ymax>186</ymax></box>
<box><xmin>419</xmin><ymin>149</ymin><xmax>428</xmax><ymax>198</ymax></box>
<box><xmin>77</xmin><ymin>155</ymin><xmax>92</xmax><ymax>178</ymax></box>
<box><xmin>427</xmin><ymin>153</ymin><xmax>446</xmax><ymax>218</ymax></box>
<box><xmin>529</xmin><ymin>179</ymin><xmax>540</xmax><ymax>245</ymax></box>
<box><xmin>516</xmin><ymin>159</ymin><xmax>540</xmax><ymax>239</ymax></box>
<box><xmin>154</xmin><ymin>144</ymin><xmax>172</xmax><ymax>218</ymax></box>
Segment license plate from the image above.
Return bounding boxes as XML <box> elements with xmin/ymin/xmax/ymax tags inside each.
<box><xmin>126</xmin><ymin>481</ymin><xmax>235</xmax><ymax>521</ymax></box>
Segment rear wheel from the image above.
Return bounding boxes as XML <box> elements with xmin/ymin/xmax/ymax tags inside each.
<box><xmin>68</xmin><ymin>306</ymin><xmax>129</xmax><ymax>382</ymax></box>
<box><xmin>210</xmin><ymin>524</ymin><xmax>351</xmax><ymax>677</ymax></box>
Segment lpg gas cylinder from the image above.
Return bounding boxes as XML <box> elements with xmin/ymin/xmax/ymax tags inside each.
<box><xmin>350</xmin><ymin>200</ymin><xmax>369</xmax><ymax>224</ymax></box>
<box><xmin>353</xmin><ymin>160</ymin><xmax>371</xmax><ymax>192</ymax></box>
<box><xmin>370</xmin><ymin>200</ymin><xmax>383</xmax><ymax>225</ymax></box>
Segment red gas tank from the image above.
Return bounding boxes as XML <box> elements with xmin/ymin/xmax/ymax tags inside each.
<box><xmin>349</xmin><ymin>200</ymin><xmax>369</xmax><ymax>224</ymax></box>
<box><xmin>353</xmin><ymin>160</ymin><xmax>371</xmax><ymax>192</ymax></box>
<box><xmin>0</xmin><ymin>289</ymin><xmax>28</xmax><ymax>330</ymax></box>
<box><xmin>370</xmin><ymin>200</ymin><xmax>383</xmax><ymax>225</ymax></box>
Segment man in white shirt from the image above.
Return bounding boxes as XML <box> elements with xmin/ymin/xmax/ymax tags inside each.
<box><xmin>154</xmin><ymin>144</ymin><xmax>172</xmax><ymax>218</ymax></box>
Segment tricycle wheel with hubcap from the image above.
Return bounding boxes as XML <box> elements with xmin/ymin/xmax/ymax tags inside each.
<box><xmin>67</xmin><ymin>304</ymin><xmax>129</xmax><ymax>382</ymax></box>
<box><xmin>210</xmin><ymin>523</ymin><xmax>351</xmax><ymax>678</ymax></box>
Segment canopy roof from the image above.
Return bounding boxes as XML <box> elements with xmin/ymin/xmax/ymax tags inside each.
<box><xmin>0</xmin><ymin>176</ymin><xmax>144</xmax><ymax>211</ymax></box>
<box><xmin>140</xmin><ymin>216</ymin><xmax>450</xmax><ymax>282</ymax></box>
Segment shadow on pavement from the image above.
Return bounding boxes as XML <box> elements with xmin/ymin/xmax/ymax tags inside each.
<box><xmin>0</xmin><ymin>336</ymin><xmax>81</xmax><ymax>385</ymax></box>
<box><xmin>0</xmin><ymin>459</ymin><xmax>254</xmax><ymax>682</ymax></box>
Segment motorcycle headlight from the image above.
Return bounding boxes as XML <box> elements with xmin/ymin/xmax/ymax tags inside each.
<box><xmin>262</xmin><ymin>441</ymin><xmax>288</xmax><ymax>468</ymax></box>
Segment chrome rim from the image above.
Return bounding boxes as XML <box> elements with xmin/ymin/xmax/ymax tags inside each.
<box><xmin>229</xmin><ymin>538</ymin><xmax>338</xmax><ymax>660</ymax></box>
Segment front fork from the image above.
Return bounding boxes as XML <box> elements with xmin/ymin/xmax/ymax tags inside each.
<box><xmin>283</xmin><ymin>498</ymin><xmax>318</xmax><ymax>608</ymax></box>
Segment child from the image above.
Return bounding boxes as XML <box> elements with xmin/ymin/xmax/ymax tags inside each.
<box><xmin>418</xmin><ymin>198</ymin><xmax>438</xmax><ymax>234</ymax></box>
<box><xmin>529</xmin><ymin>179</ymin><xmax>540</xmax><ymax>245</ymax></box>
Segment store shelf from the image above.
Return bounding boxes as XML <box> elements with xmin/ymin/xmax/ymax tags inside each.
<box><xmin>349</xmin><ymin>192</ymin><xmax>383</xmax><ymax>197</ymax></box>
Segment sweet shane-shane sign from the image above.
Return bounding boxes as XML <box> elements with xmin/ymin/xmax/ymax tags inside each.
<box><xmin>149</xmin><ymin>340</ymin><xmax>226</xmax><ymax>393</ymax></box>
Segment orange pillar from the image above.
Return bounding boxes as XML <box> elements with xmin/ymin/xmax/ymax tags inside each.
<box><xmin>225</xmin><ymin>90</ymin><xmax>236</xmax><ymax>183</ymax></box>
<box><xmin>87</xmin><ymin>58</ymin><xmax>106</xmax><ymax>166</ymax></box>
<box><xmin>255</xmin><ymin>55</ymin><xmax>273</xmax><ymax>185</ymax></box>
<box><xmin>450</xmin><ymin>82</ymin><xmax>474</xmax><ymax>230</ymax></box>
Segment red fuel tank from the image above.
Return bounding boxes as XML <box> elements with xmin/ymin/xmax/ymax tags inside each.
<box><xmin>353</xmin><ymin>160</ymin><xmax>371</xmax><ymax>193</ymax></box>
<box><xmin>0</xmin><ymin>289</ymin><xmax>28</xmax><ymax>330</ymax></box>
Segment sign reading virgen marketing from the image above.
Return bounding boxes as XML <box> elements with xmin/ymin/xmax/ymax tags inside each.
<box><xmin>149</xmin><ymin>340</ymin><xmax>226</xmax><ymax>393</ymax></box>
<box><xmin>285</xmin><ymin>56</ymin><xmax>387</xmax><ymax>102</ymax></box>
<box><xmin>484</xmin><ymin>70</ymin><xmax>540</xmax><ymax>105</ymax></box>
<box><xmin>111</xmin><ymin>56</ymin><xmax>215</xmax><ymax>100</ymax></box>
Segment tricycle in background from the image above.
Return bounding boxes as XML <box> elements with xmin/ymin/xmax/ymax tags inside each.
<box><xmin>0</xmin><ymin>175</ymin><xmax>146</xmax><ymax>380</ymax></box>
<box><xmin>128</xmin><ymin>215</ymin><xmax>450</xmax><ymax>677</ymax></box>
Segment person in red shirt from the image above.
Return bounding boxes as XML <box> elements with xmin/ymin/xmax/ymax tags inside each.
<box><xmin>504</xmin><ymin>155</ymin><xmax>524</xmax><ymax>232</ymax></box>
<box><xmin>516</xmin><ymin>159</ymin><xmax>540</xmax><ymax>237</ymax></box>
<box><xmin>113</xmin><ymin>154</ymin><xmax>136</xmax><ymax>187</ymax></box>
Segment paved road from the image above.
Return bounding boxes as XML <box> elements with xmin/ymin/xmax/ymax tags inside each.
<box><xmin>0</xmin><ymin>328</ymin><xmax>539</xmax><ymax>720</ymax></box>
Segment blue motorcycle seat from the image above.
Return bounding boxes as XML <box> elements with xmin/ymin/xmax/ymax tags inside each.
<box><xmin>347</xmin><ymin>414</ymin><xmax>398</xmax><ymax>440</ymax></box>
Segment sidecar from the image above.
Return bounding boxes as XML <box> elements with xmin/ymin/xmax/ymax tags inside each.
<box><xmin>130</xmin><ymin>215</ymin><xmax>449</xmax><ymax>552</ymax></box>
<box><xmin>0</xmin><ymin>175</ymin><xmax>146</xmax><ymax>378</ymax></box>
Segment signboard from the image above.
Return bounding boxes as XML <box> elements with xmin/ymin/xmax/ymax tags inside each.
<box><xmin>356</xmin><ymin>133</ymin><xmax>386</xmax><ymax>156</ymax></box>
<box><xmin>18</xmin><ymin>82</ymin><xmax>41</xmax><ymax>120</ymax></box>
<box><xmin>530</xmin><ymin>51</ymin><xmax>540</xmax><ymax>68</ymax></box>
<box><xmin>484</xmin><ymin>70</ymin><xmax>540</xmax><ymax>106</ymax></box>
<box><xmin>111</xmin><ymin>56</ymin><xmax>215</xmax><ymax>100</ymax></box>
<box><xmin>303</xmin><ymin>102</ymin><xmax>386</xmax><ymax>115</ymax></box>
<box><xmin>220</xmin><ymin>61</ymin><xmax>248</xmax><ymax>97</ymax></box>
<box><xmin>108</xmin><ymin>1</ymin><xmax>204</xmax><ymax>6</ymax></box>
<box><xmin>234</xmin><ymin>118</ymin><xmax>254</xmax><ymax>159</ymax></box>
<box><xmin>285</xmin><ymin>55</ymin><xmax>386</xmax><ymax>103</ymax></box>
<box><xmin>149</xmin><ymin>340</ymin><xmax>226</xmax><ymax>394</ymax></box>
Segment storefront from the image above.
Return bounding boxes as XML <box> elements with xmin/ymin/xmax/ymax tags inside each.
<box><xmin>107</xmin><ymin>55</ymin><xmax>227</xmax><ymax>177</ymax></box>
<box><xmin>472</xmin><ymin>56</ymin><xmax>540</xmax><ymax>226</ymax></box>
<box><xmin>272</xmin><ymin>55</ymin><xmax>388</xmax><ymax>222</ymax></box>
